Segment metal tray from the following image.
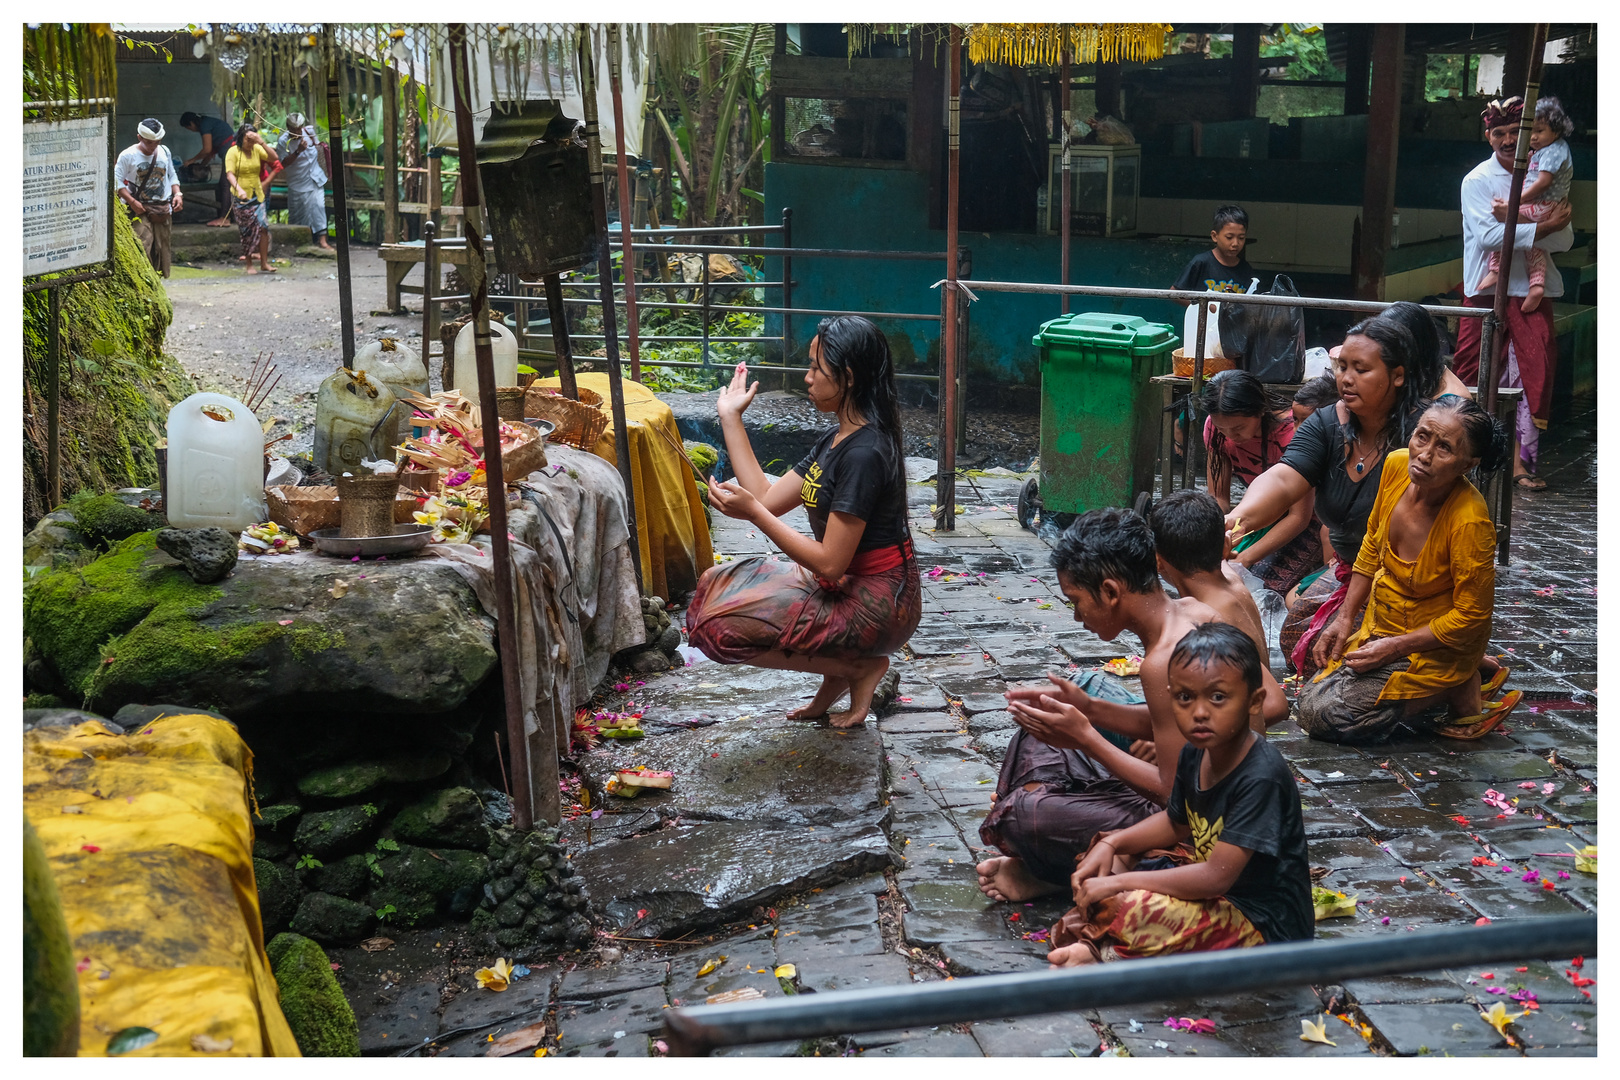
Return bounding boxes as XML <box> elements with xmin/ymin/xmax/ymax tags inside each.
<box><xmin>309</xmin><ymin>524</ymin><xmax>434</xmax><ymax>558</ymax></box>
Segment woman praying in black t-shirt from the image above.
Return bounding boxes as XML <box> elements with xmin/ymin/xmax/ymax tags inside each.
<box><xmin>686</xmin><ymin>316</ymin><xmax>921</xmax><ymax>728</ymax></box>
<box><xmin>1223</xmin><ymin>315</ymin><xmax>1441</xmax><ymax>678</ymax></box>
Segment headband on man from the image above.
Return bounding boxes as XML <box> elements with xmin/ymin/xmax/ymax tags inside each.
<box><xmin>1481</xmin><ymin>96</ymin><xmax>1524</xmax><ymax>130</ymax></box>
<box><xmin>137</xmin><ymin>118</ymin><xmax>165</xmax><ymax>141</ymax></box>
<box><xmin>287</xmin><ymin>112</ymin><xmax>307</xmax><ymax>130</ymax></box>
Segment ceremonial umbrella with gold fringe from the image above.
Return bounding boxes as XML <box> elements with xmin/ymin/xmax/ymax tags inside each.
<box><xmin>844</xmin><ymin>22</ymin><xmax>1174</xmax><ymax>67</ymax></box>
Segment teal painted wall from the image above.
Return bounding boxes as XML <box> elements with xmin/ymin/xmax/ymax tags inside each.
<box><xmin>764</xmin><ymin>161</ymin><xmax>1197</xmax><ymax>385</ymax></box>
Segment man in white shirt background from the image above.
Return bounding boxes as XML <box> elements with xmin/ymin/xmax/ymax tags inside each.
<box><xmin>1452</xmin><ymin>96</ymin><xmax>1572</xmax><ymax>489</ymax></box>
<box><xmin>115</xmin><ymin>118</ymin><xmax>183</xmax><ymax>279</ymax></box>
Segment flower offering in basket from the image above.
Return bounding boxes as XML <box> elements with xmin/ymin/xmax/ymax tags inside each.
<box><xmin>395</xmin><ymin>390</ymin><xmax>546</xmax><ymax>543</ymax></box>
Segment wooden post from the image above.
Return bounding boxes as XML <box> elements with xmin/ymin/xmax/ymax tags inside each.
<box><xmin>607</xmin><ymin>25</ymin><xmax>641</xmax><ymax>381</ymax></box>
<box><xmin>935</xmin><ymin>26</ymin><xmax>961</xmax><ymax>533</ymax></box>
<box><xmin>46</xmin><ymin>283</ymin><xmax>63</xmax><ymax>509</ymax></box>
<box><xmin>543</xmin><ymin>273</ymin><xmax>579</xmax><ymax>401</ymax></box>
<box><xmin>1481</xmin><ymin>23</ymin><xmax>1550</xmax><ymax>419</ymax></box>
<box><xmin>421</xmin><ymin>219</ymin><xmax>437</xmax><ymax>372</ymax></box>
<box><xmin>448</xmin><ymin>22</ymin><xmax>548</xmax><ymax>830</ymax></box>
<box><xmin>1230</xmin><ymin>25</ymin><xmax>1261</xmax><ymax>119</ymax></box>
<box><xmin>1353</xmin><ymin>24</ymin><xmax>1405</xmax><ymax>302</ymax></box>
<box><xmin>578</xmin><ymin>24</ymin><xmax>645</xmax><ymax>593</ymax></box>
<box><xmin>427</xmin><ymin>152</ymin><xmax>442</xmax><ymax>228</ymax></box>
<box><xmin>383</xmin><ymin>61</ymin><xmax>400</xmax><ymax>247</ymax></box>
<box><xmin>1059</xmin><ymin>35</ymin><xmax>1071</xmax><ymax>315</ymax></box>
<box><xmin>325</xmin><ymin>28</ymin><xmax>355</xmax><ymax>367</ymax></box>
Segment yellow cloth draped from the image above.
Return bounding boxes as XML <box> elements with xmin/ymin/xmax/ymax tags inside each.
<box><xmin>23</xmin><ymin>714</ymin><xmax>300</xmax><ymax>1057</ymax></box>
<box><xmin>533</xmin><ymin>373</ymin><xmax>713</xmax><ymax>601</ymax></box>
<box><xmin>1320</xmin><ymin>449</ymin><xmax>1496</xmax><ymax>701</ymax></box>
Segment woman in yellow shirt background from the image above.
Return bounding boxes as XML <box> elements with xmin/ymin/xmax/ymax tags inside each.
<box><xmin>224</xmin><ymin>123</ymin><xmax>278</xmax><ymax>275</ymax></box>
<box><xmin>1299</xmin><ymin>397</ymin><xmax>1519</xmax><ymax>743</ymax></box>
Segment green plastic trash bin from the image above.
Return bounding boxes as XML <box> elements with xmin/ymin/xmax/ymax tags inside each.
<box><xmin>1023</xmin><ymin>312</ymin><xmax>1179</xmax><ymax>526</ymax></box>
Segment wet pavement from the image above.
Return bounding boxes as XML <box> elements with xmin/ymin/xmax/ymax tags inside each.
<box><xmin>398</xmin><ymin>394</ymin><xmax>1596</xmax><ymax>1058</ymax></box>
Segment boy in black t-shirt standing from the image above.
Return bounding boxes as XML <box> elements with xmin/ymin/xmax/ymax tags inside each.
<box><xmin>1172</xmin><ymin>204</ymin><xmax>1262</xmax><ymax>302</ymax></box>
<box><xmin>1046</xmin><ymin>622</ymin><xmax>1312</xmax><ymax>965</ymax></box>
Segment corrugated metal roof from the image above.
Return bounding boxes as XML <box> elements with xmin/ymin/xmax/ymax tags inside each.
<box><xmin>475</xmin><ymin>100</ymin><xmax>580</xmax><ymax>165</ymax></box>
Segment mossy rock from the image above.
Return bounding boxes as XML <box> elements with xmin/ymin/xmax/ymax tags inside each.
<box><xmin>266</xmin><ymin>933</ymin><xmax>361</xmax><ymax>1056</ymax></box>
<box><xmin>23</xmin><ymin>511</ymin><xmax>94</xmax><ymax>572</ymax></box>
<box><xmin>288</xmin><ymin>893</ymin><xmax>376</xmax><ymax>946</ymax></box>
<box><xmin>23</xmin><ymin>820</ymin><xmax>79</xmax><ymax>1057</ymax></box>
<box><xmin>66</xmin><ymin>491</ymin><xmax>165</xmax><ymax>546</ymax></box>
<box><xmin>22</xmin><ymin>531</ymin><xmax>497</xmax><ymax>717</ymax></box>
<box><xmin>365</xmin><ymin>885</ymin><xmax>439</xmax><ymax>929</ymax></box>
<box><xmin>297</xmin><ymin>762</ymin><xmax>389</xmax><ymax>801</ymax></box>
<box><xmin>306</xmin><ymin>854</ymin><xmax>373</xmax><ymax>899</ymax></box>
<box><xmin>293</xmin><ymin>805</ymin><xmax>379</xmax><ymax>859</ymax></box>
<box><xmin>254</xmin><ymin>857</ymin><xmax>302</xmax><ymax>934</ymax></box>
<box><xmin>22</xmin><ymin>693</ymin><xmax>65</xmax><ymax>710</ymax></box>
<box><xmin>376</xmin><ymin>843</ymin><xmax>490</xmax><ymax>903</ymax></box>
<box><xmin>251</xmin><ymin>803</ymin><xmax>303</xmax><ymax>835</ymax></box>
<box><xmin>391</xmin><ymin>787</ymin><xmax>489</xmax><ymax>850</ymax></box>
<box><xmin>23</xmin><ymin>210</ymin><xmax>190</xmax><ymax>530</ymax></box>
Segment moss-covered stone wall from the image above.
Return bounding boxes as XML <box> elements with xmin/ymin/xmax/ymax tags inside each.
<box><xmin>22</xmin><ymin>209</ymin><xmax>193</xmax><ymax>529</ymax></box>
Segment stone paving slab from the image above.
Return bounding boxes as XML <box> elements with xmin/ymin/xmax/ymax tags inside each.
<box><xmin>554</xmin><ymin>985</ymin><xmax>668</xmax><ymax>1055</ymax></box>
<box><xmin>1356</xmin><ymin>1003</ymin><xmax>1519</xmax><ymax>1056</ymax></box>
<box><xmin>357</xmin><ymin>981</ymin><xmax>442</xmax><ymax>1054</ymax></box>
<box><xmin>970</xmin><ymin>1013</ymin><xmax>1100</xmax><ymax>1057</ymax></box>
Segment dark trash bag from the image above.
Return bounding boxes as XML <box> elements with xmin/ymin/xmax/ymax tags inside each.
<box><xmin>1219</xmin><ymin>274</ymin><xmax>1306</xmax><ymax>382</ymax></box>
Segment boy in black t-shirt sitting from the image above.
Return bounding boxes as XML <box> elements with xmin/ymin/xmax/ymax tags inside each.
<box><xmin>1172</xmin><ymin>204</ymin><xmax>1262</xmax><ymax>301</ymax></box>
<box><xmin>1046</xmin><ymin>622</ymin><xmax>1312</xmax><ymax>965</ymax></box>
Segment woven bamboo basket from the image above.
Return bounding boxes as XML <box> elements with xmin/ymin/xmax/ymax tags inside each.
<box><xmin>488</xmin><ymin>420</ymin><xmax>548</xmax><ymax>480</ymax></box>
<box><xmin>1172</xmin><ymin>349</ymin><xmax>1240</xmax><ymax>379</ymax></box>
<box><xmin>267</xmin><ymin>485</ymin><xmax>420</xmax><ymax>538</ymax></box>
<box><xmin>524</xmin><ymin>385</ymin><xmax>606</xmax><ymax>449</ymax></box>
<box><xmin>494</xmin><ymin>386</ymin><xmax>528</xmax><ymax>421</ymax></box>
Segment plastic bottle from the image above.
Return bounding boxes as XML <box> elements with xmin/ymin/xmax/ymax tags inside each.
<box><xmin>355</xmin><ymin>338</ymin><xmax>429</xmax><ymax>442</ymax></box>
<box><xmin>314</xmin><ymin>368</ymin><xmax>400</xmax><ymax>476</ymax></box>
<box><xmin>452</xmin><ymin>320</ymin><xmax>519</xmax><ymax>407</ymax></box>
<box><xmin>165</xmin><ymin>392</ymin><xmax>267</xmax><ymax>532</ymax></box>
<box><xmin>1183</xmin><ymin>299</ymin><xmax>1225</xmax><ymax>359</ymax></box>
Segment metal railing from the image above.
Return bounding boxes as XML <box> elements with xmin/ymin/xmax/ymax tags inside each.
<box><xmin>415</xmin><ymin>208</ymin><xmax>960</xmax><ymax>388</ymax></box>
<box><xmin>662</xmin><ymin>914</ymin><xmax>1596</xmax><ymax>1056</ymax></box>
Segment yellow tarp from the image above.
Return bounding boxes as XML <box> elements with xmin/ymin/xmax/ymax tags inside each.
<box><xmin>534</xmin><ymin>373</ymin><xmax>714</xmax><ymax>600</ymax></box>
<box><xmin>22</xmin><ymin>715</ymin><xmax>300</xmax><ymax>1057</ymax></box>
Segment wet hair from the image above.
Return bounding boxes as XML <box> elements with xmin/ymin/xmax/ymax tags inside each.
<box><xmin>1536</xmin><ymin>95</ymin><xmax>1576</xmax><ymax>138</ymax></box>
<box><xmin>1212</xmin><ymin>204</ymin><xmax>1248</xmax><ymax>232</ymax></box>
<box><xmin>1340</xmin><ymin>314</ymin><xmax>1434</xmax><ymax>454</ymax></box>
<box><xmin>235</xmin><ymin>121</ymin><xmax>257</xmax><ymax>145</ymax></box>
<box><xmin>1421</xmin><ymin>396</ymin><xmax>1510</xmax><ymax>475</ymax></box>
<box><xmin>1170</xmin><ymin>622</ymin><xmax>1264</xmax><ymax>694</ymax></box>
<box><xmin>1382</xmin><ymin>301</ymin><xmax>1449</xmax><ymax>392</ymax></box>
<box><xmin>179</xmin><ymin>111</ymin><xmax>201</xmax><ymax>128</ymax></box>
<box><xmin>1293</xmin><ymin>374</ymin><xmax>1339</xmax><ymax>409</ymax></box>
<box><xmin>1149</xmin><ymin>490</ymin><xmax>1224</xmax><ymax>576</ymax></box>
<box><xmin>812</xmin><ymin>315</ymin><xmax>903</xmax><ymax>460</ymax></box>
<box><xmin>1199</xmin><ymin>369</ymin><xmax>1286</xmax><ymax>479</ymax></box>
<box><xmin>1050</xmin><ymin>508</ymin><xmax>1160</xmax><ymax>597</ymax></box>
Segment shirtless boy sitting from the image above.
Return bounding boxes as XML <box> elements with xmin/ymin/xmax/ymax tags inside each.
<box><xmin>1149</xmin><ymin>489</ymin><xmax>1290</xmax><ymax>728</ymax></box>
<box><xmin>976</xmin><ymin>508</ymin><xmax>1218</xmax><ymax>903</ymax></box>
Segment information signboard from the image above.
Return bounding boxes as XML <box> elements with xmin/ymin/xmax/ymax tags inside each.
<box><xmin>23</xmin><ymin>115</ymin><xmax>110</xmax><ymax>277</ymax></box>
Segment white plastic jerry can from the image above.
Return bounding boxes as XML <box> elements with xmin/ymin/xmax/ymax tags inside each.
<box><xmin>355</xmin><ymin>337</ymin><xmax>430</xmax><ymax>400</ymax></box>
<box><xmin>314</xmin><ymin>367</ymin><xmax>400</xmax><ymax>476</ymax></box>
<box><xmin>452</xmin><ymin>320</ymin><xmax>519</xmax><ymax>406</ymax></box>
<box><xmin>1183</xmin><ymin>298</ymin><xmax>1225</xmax><ymax>359</ymax></box>
<box><xmin>165</xmin><ymin>392</ymin><xmax>267</xmax><ymax>532</ymax></box>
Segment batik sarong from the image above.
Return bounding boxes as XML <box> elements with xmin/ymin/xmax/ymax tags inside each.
<box><xmin>686</xmin><ymin>540</ymin><xmax>921</xmax><ymax>663</ymax></box>
<box><xmin>232</xmin><ymin>198</ymin><xmax>265</xmax><ymax>260</ymax></box>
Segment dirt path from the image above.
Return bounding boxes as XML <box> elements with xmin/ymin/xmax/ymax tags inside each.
<box><xmin>161</xmin><ymin>248</ymin><xmax>427</xmax><ymax>462</ymax></box>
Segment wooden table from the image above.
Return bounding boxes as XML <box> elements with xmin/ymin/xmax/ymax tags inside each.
<box><xmin>378</xmin><ymin>239</ymin><xmax>493</xmax><ymax>312</ymax></box>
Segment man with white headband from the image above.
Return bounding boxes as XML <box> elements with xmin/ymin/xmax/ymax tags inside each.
<box><xmin>275</xmin><ymin>111</ymin><xmax>332</xmax><ymax>251</ymax></box>
<box><xmin>115</xmin><ymin>118</ymin><xmax>182</xmax><ymax>277</ymax></box>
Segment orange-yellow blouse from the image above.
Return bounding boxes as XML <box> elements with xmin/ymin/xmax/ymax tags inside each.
<box><xmin>1318</xmin><ymin>448</ymin><xmax>1496</xmax><ymax>701</ymax></box>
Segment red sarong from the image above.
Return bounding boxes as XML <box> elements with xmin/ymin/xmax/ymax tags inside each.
<box><xmin>1451</xmin><ymin>293</ymin><xmax>1556</xmax><ymax>420</ymax></box>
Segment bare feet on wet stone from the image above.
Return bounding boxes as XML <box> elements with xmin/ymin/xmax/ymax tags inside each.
<box><xmin>787</xmin><ymin>675</ymin><xmax>850</xmax><ymax>721</ymax></box>
<box><xmin>828</xmin><ymin>656</ymin><xmax>889</xmax><ymax>729</ymax></box>
<box><xmin>975</xmin><ymin>855</ymin><xmax>1063</xmax><ymax>902</ymax></box>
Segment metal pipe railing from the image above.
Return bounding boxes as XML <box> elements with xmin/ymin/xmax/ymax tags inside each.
<box><xmin>663</xmin><ymin>915</ymin><xmax>1596</xmax><ymax>1056</ymax></box>
<box><xmin>965</xmin><ymin>279</ymin><xmax>1491</xmax><ymax>320</ymax></box>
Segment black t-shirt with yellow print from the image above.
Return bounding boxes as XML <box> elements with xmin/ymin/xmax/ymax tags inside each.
<box><xmin>792</xmin><ymin>425</ymin><xmax>907</xmax><ymax>552</ymax></box>
<box><xmin>1165</xmin><ymin>736</ymin><xmax>1313</xmax><ymax>944</ymax></box>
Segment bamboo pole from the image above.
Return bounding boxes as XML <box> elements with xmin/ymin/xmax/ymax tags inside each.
<box><xmin>448</xmin><ymin>23</ymin><xmax>546</xmax><ymax>830</ymax></box>
<box><xmin>607</xmin><ymin>25</ymin><xmax>642</xmax><ymax>381</ymax></box>
<box><xmin>46</xmin><ymin>283</ymin><xmax>63</xmax><ymax>508</ymax></box>
<box><xmin>383</xmin><ymin>60</ymin><xmax>400</xmax><ymax>247</ymax></box>
<box><xmin>935</xmin><ymin>26</ymin><xmax>962</xmax><ymax>533</ymax></box>
<box><xmin>1059</xmin><ymin>32</ymin><xmax>1071</xmax><ymax>316</ymax></box>
<box><xmin>578</xmin><ymin>24</ymin><xmax>645</xmax><ymax>592</ymax></box>
<box><xmin>325</xmin><ymin>26</ymin><xmax>355</xmax><ymax>367</ymax></box>
<box><xmin>1480</xmin><ymin>23</ymin><xmax>1550</xmax><ymax>416</ymax></box>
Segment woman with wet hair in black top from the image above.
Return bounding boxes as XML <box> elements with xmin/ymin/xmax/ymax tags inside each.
<box><xmin>686</xmin><ymin>316</ymin><xmax>921</xmax><ymax>728</ymax></box>
<box><xmin>1224</xmin><ymin>314</ymin><xmax>1439</xmax><ymax>677</ymax></box>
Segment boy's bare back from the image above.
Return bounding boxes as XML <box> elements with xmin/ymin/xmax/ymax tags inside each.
<box><xmin>1139</xmin><ymin>595</ymin><xmax>1219</xmax><ymax>791</ymax></box>
<box><xmin>1179</xmin><ymin>565</ymin><xmax>1269</xmax><ymax>662</ymax></box>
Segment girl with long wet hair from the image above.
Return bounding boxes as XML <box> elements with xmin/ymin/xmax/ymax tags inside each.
<box><xmin>687</xmin><ymin>316</ymin><xmax>921</xmax><ymax>728</ymax></box>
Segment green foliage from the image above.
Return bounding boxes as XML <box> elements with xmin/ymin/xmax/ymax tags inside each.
<box><xmin>296</xmin><ymin>854</ymin><xmax>323</xmax><ymax>870</ymax></box>
<box><xmin>1260</xmin><ymin>24</ymin><xmax>1337</xmax><ymax>82</ymax></box>
<box><xmin>374</xmin><ymin>903</ymin><xmax>398</xmax><ymax>923</ymax></box>
<box><xmin>360</xmin><ymin>803</ymin><xmax>379</xmax><ymax>817</ymax></box>
<box><xmin>1424</xmin><ymin>55</ymin><xmax>1477</xmax><ymax>101</ymax></box>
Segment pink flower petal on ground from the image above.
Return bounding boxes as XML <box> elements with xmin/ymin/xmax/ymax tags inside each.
<box><xmin>1542</xmin><ymin>782</ymin><xmax>1556</xmax><ymax>795</ymax></box>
